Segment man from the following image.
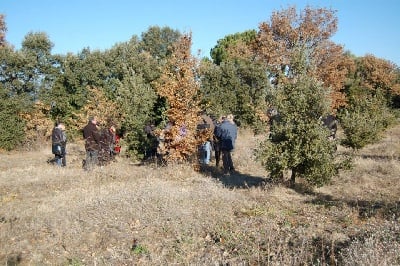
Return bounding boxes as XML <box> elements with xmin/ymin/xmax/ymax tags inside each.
<box><xmin>51</xmin><ymin>122</ymin><xmax>67</xmax><ymax>167</ymax></box>
<box><xmin>213</xmin><ymin>115</ymin><xmax>225</xmax><ymax>167</ymax></box>
<box><xmin>83</xmin><ymin>116</ymin><xmax>101</xmax><ymax>170</ymax></box>
<box><xmin>214</xmin><ymin>114</ymin><xmax>238</xmax><ymax>174</ymax></box>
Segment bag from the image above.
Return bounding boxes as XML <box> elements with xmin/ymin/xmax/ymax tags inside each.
<box><xmin>52</xmin><ymin>144</ymin><xmax>62</xmax><ymax>155</ymax></box>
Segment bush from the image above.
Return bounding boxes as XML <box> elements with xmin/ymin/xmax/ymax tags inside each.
<box><xmin>339</xmin><ymin>93</ymin><xmax>396</xmax><ymax>150</ymax></box>
<box><xmin>0</xmin><ymin>89</ymin><xmax>27</xmax><ymax>151</ymax></box>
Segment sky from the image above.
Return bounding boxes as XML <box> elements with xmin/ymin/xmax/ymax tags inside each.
<box><xmin>1</xmin><ymin>0</ymin><xmax>399</xmax><ymax>66</ymax></box>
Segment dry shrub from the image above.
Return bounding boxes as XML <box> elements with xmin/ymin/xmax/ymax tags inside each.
<box><xmin>339</xmin><ymin>221</ymin><xmax>400</xmax><ymax>265</ymax></box>
<box><xmin>20</xmin><ymin>101</ymin><xmax>54</xmax><ymax>148</ymax></box>
<box><xmin>74</xmin><ymin>85</ymin><xmax>124</xmax><ymax>130</ymax></box>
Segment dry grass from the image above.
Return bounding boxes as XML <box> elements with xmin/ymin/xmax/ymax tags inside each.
<box><xmin>1</xmin><ymin>125</ymin><xmax>400</xmax><ymax>265</ymax></box>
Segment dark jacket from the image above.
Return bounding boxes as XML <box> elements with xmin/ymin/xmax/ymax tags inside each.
<box><xmin>52</xmin><ymin>127</ymin><xmax>67</xmax><ymax>155</ymax></box>
<box><xmin>99</xmin><ymin>128</ymin><xmax>116</xmax><ymax>152</ymax></box>
<box><xmin>214</xmin><ymin>120</ymin><xmax>238</xmax><ymax>151</ymax></box>
<box><xmin>83</xmin><ymin>122</ymin><xmax>101</xmax><ymax>151</ymax></box>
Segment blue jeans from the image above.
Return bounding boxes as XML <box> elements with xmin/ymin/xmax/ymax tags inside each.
<box><xmin>54</xmin><ymin>154</ymin><xmax>66</xmax><ymax>167</ymax></box>
<box><xmin>200</xmin><ymin>141</ymin><xmax>211</xmax><ymax>164</ymax></box>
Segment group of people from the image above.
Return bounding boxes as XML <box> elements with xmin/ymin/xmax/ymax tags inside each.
<box><xmin>51</xmin><ymin>116</ymin><xmax>120</xmax><ymax>170</ymax></box>
<box><xmin>82</xmin><ymin>116</ymin><xmax>120</xmax><ymax>170</ymax></box>
<box><xmin>51</xmin><ymin>114</ymin><xmax>238</xmax><ymax>174</ymax></box>
<box><xmin>199</xmin><ymin>114</ymin><xmax>238</xmax><ymax>175</ymax></box>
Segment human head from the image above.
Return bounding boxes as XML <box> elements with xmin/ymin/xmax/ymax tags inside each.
<box><xmin>88</xmin><ymin>116</ymin><xmax>97</xmax><ymax>125</ymax></box>
<box><xmin>58</xmin><ymin>123</ymin><xmax>65</xmax><ymax>131</ymax></box>
<box><xmin>226</xmin><ymin>114</ymin><xmax>234</xmax><ymax>123</ymax></box>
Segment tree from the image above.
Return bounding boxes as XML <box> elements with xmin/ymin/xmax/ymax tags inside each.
<box><xmin>338</xmin><ymin>92</ymin><xmax>395</xmax><ymax>150</ymax></box>
<box><xmin>140</xmin><ymin>26</ymin><xmax>182</xmax><ymax>60</ymax></box>
<box><xmin>116</xmin><ymin>69</ymin><xmax>157</xmax><ymax>160</ymax></box>
<box><xmin>0</xmin><ymin>14</ymin><xmax>6</xmax><ymax>47</ymax></box>
<box><xmin>210</xmin><ymin>30</ymin><xmax>257</xmax><ymax>65</ymax></box>
<box><xmin>199</xmin><ymin>58</ymin><xmax>269</xmax><ymax>131</ymax></box>
<box><xmin>201</xmin><ymin>30</ymin><xmax>270</xmax><ymax>130</ymax></box>
<box><xmin>19</xmin><ymin>101</ymin><xmax>54</xmax><ymax>146</ymax></box>
<box><xmin>355</xmin><ymin>55</ymin><xmax>400</xmax><ymax>105</ymax></box>
<box><xmin>256</xmin><ymin>49</ymin><xmax>341</xmax><ymax>187</ymax></box>
<box><xmin>0</xmin><ymin>86</ymin><xmax>26</xmax><ymax>151</ymax></box>
<box><xmin>78</xmin><ymin>85</ymin><xmax>124</xmax><ymax>132</ymax></box>
<box><xmin>254</xmin><ymin>6</ymin><xmax>353</xmax><ymax>111</ymax></box>
<box><xmin>338</xmin><ymin>54</ymin><xmax>398</xmax><ymax>150</ymax></box>
<box><xmin>21</xmin><ymin>32</ymin><xmax>57</xmax><ymax>100</ymax></box>
<box><xmin>153</xmin><ymin>33</ymin><xmax>203</xmax><ymax>163</ymax></box>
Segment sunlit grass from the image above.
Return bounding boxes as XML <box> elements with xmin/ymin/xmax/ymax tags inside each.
<box><xmin>0</xmin><ymin>125</ymin><xmax>399</xmax><ymax>265</ymax></box>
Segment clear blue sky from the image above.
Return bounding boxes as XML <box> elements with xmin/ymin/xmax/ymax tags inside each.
<box><xmin>1</xmin><ymin>0</ymin><xmax>399</xmax><ymax>66</ymax></box>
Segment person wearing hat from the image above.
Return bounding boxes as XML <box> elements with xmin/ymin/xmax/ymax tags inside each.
<box><xmin>82</xmin><ymin>116</ymin><xmax>101</xmax><ymax>170</ymax></box>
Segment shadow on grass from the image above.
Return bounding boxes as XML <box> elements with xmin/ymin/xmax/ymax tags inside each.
<box><xmin>359</xmin><ymin>154</ymin><xmax>399</xmax><ymax>161</ymax></box>
<box><xmin>198</xmin><ymin>164</ymin><xmax>270</xmax><ymax>189</ymax></box>
<box><xmin>299</xmin><ymin>189</ymin><xmax>400</xmax><ymax>221</ymax></box>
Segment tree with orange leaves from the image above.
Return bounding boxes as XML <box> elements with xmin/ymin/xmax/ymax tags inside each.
<box><xmin>254</xmin><ymin>6</ymin><xmax>354</xmax><ymax>111</ymax></box>
<box><xmin>153</xmin><ymin>33</ymin><xmax>203</xmax><ymax>163</ymax></box>
<box><xmin>356</xmin><ymin>55</ymin><xmax>400</xmax><ymax>101</ymax></box>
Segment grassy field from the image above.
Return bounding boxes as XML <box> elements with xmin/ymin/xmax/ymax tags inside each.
<box><xmin>1</xmin><ymin>124</ymin><xmax>399</xmax><ymax>265</ymax></box>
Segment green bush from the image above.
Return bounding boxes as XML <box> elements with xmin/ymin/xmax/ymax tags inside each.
<box><xmin>0</xmin><ymin>90</ymin><xmax>26</xmax><ymax>151</ymax></box>
<box><xmin>339</xmin><ymin>93</ymin><xmax>396</xmax><ymax>150</ymax></box>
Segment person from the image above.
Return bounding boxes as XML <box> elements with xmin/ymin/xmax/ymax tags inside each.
<box><xmin>98</xmin><ymin>124</ymin><xmax>117</xmax><ymax>165</ymax></box>
<box><xmin>322</xmin><ymin>114</ymin><xmax>338</xmax><ymax>140</ymax></box>
<box><xmin>51</xmin><ymin>122</ymin><xmax>67</xmax><ymax>167</ymax></box>
<box><xmin>214</xmin><ymin>114</ymin><xmax>238</xmax><ymax>174</ymax></box>
<box><xmin>82</xmin><ymin>116</ymin><xmax>101</xmax><ymax>170</ymax></box>
<box><xmin>213</xmin><ymin>115</ymin><xmax>225</xmax><ymax>167</ymax></box>
<box><xmin>144</xmin><ymin>122</ymin><xmax>158</xmax><ymax>160</ymax></box>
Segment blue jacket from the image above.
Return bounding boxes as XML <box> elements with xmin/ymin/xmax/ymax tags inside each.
<box><xmin>214</xmin><ymin>120</ymin><xmax>237</xmax><ymax>151</ymax></box>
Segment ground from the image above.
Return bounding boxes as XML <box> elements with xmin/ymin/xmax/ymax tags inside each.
<box><xmin>0</xmin><ymin>124</ymin><xmax>399</xmax><ymax>265</ymax></box>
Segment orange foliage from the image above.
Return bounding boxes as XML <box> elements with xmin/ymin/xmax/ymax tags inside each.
<box><xmin>254</xmin><ymin>6</ymin><xmax>352</xmax><ymax>111</ymax></box>
<box><xmin>312</xmin><ymin>41</ymin><xmax>355</xmax><ymax>110</ymax></box>
<box><xmin>20</xmin><ymin>101</ymin><xmax>54</xmax><ymax>144</ymax></box>
<box><xmin>225</xmin><ymin>39</ymin><xmax>256</xmax><ymax>61</ymax></box>
<box><xmin>359</xmin><ymin>55</ymin><xmax>400</xmax><ymax>95</ymax></box>
<box><xmin>75</xmin><ymin>85</ymin><xmax>124</xmax><ymax>130</ymax></box>
<box><xmin>154</xmin><ymin>33</ymin><xmax>203</xmax><ymax>163</ymax></box>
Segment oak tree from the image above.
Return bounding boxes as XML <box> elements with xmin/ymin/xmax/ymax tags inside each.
<box><xmin>254</xmin><ymin>6</ymin><xmax>353</xmax><ymax>111</ymax></box>
<box><xmin>153</xmin><ymin>33</ymin><xmax>203</xmax><ymax>163</ymax></box>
